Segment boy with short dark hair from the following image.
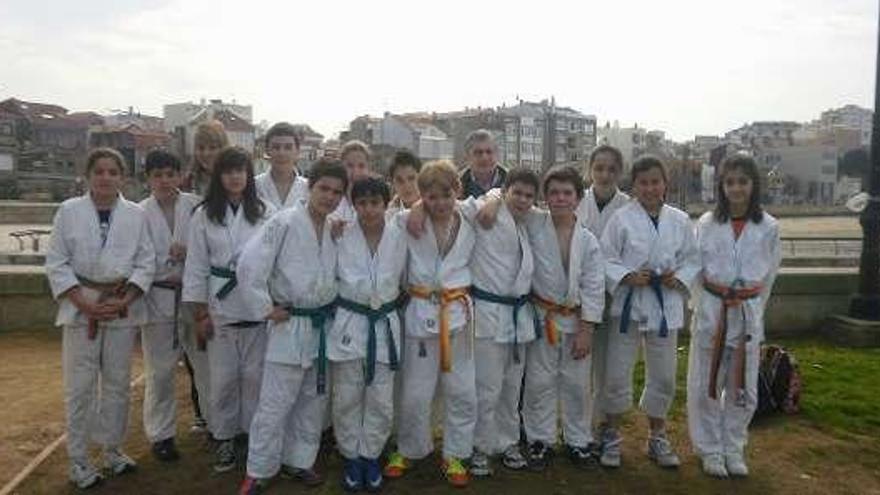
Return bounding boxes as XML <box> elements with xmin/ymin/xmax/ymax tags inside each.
<box><xmin>329</xmin><ymin>176</ymin><xmax>407</xmax><ymax>491</ymax></box>
<box><xmin>237</xmin><ymin>159</ymin><xmax>349</xmax><ymax>493</ymax></box>
<box><xmin>255</xmin><ymin>122</ymin><xmax>309</xmax><ymax>210</ymax></box>
<box><xmin>387</xmin><ymin>150</ymin><xmax>422</xmax><ymax>215</ymax></box>
<box><xmin>139</xmin><ymin>149</ymin><xmax>202</xmax><ymax>462</ymax></box>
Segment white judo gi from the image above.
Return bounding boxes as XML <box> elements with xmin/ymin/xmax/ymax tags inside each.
<box><xmin>522</xmin><ymin>210</ymin><xmax>604</xmax><ymax>448</ymax></box>
<box><xmin>237</xmin><ymin>205</ymin><xmax>338</xmax><ymax>477</ymax></box>
<box><xmin>332</xmin><ymin>196</ymin><xmax>357</xmax><ymax>223</ymax></box>
<box><xmin>182</xmin><ymin>202</ymin><xmax>274</xmax><ymax>441</ymax></box>
<box><xmin>460</xmin><ymin>199</ymin><xmax>536</xmax><ymax>456</ymax></box>
<box><xmin>45</xmin><ymin>193</ymin><xmax>156</xmax><ymax>464</ymax></box>
<box><xmin>396</xmin><ymin>210</ymin><xmax>477</xmax><ymax>461</ymax></box>
<box><xmin>601</xmin><ymin>202</ymin><xmax>699</xmax><ymax>419</ymax></box>
<box><xmin>575</xmin><ymin>187</ymin><xmax>630</xmax><ymax>423</ymax></box>
<box><xmin>330</xmin><ymin>220</ymin><xmax>407</xmax><ymax>460</ymax></box>
<box><xmin>139</xmin><ymin>192</ymin><xmax>201</xmax><ymax>444</ymax></box>
<box><xmin>687</xmin><ymin>212</ymin><xmax>780</xmax><ymax>457</ymax></box>
<box><xmin>254</xmin><ymin>170</ymin><xmax>309</xmax><ymax>211</ymax></box>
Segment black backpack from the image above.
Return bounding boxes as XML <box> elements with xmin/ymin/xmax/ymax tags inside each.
<box><xmin>753</xmin><ymin>345</ymin><xmax>801</xmax><ymax>421</ymax></box>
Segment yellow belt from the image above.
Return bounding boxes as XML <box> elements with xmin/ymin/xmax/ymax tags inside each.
<box><xmin>408</xmin><ymin>285</ymin><xmax>471</xmax><ymax>372</ymax></box>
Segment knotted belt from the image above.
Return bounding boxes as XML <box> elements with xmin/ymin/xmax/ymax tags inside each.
<box><xmin>407</xmin><ymin>285</ymin><xmax>471</xmax><ymax>372</ymax></box>
<box><xmin>76</xmin><ymin>275</ymin><xmax>128</xmax><ymax>340</ymax></box>
<box><xmin>335</xmin><ymin>293</ymin><xmax>407</xmax><ymax>385</ymax></box>
<box><xmin>209</xmin><ymin>266</ymin><xmax>236</xmax><ymax>300</ymax></box>
<box><xmin>530</xmin><ymin>292</ymin><xmax>580</xmax><ymax>347</ymax></box>
<box><xmin>286</xmin><ymin>301</ymin><xmax>337</xmax><ymax>394</ymax></box>
<box><xmin>152</xmin><ymin>279</ymin><xmax>181</xmax><ymax>349</ymax></box>
<box><xmin>619</xmin><ymin>273</ymin><xmax>669</xmax><ymax>337</ymax></box>
<box><xmin>703</xmin><ymin>279</ymin><xmax>763</xmax><ymax>403</ymax></box>
<box><xmin>470</xmin><ymin>286</ymin><xmax>531</xmax><ymax>363</ymax></box>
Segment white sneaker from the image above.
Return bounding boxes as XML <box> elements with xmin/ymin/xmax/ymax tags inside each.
<box><xmin>104</xmin><ymin>448</ymin><xmax>137</xmax><ymax>476</ymax></box>
<box><xmin>501</xmin><ymin>444</ymin><xmax>528</xmax><ymax>470</ymax></box>
<box><xmin>701</xmin><ymin>453</ymin><xmax>728</xmax><ymax>478</ymax></box>
<box><xmin>725</xmin><ymin>452</ymin><xmax>749</xmax><ymax>477</ymax></box>
<box><xmin>470</xmin><ymin>450</ymin><xmax>492</xmax><ymax>477</ymax></box>
<box><xmin>647</xmin><ymin>434</ymin><xmax>680</xmax><ymax>468</ymax></box>
<box><xmin>69</xmin><ymin>460</ymin><xmax>102</xmax><ymax>489</ymax></box>
<box><xmin>599</xmin><ymin>428</ymin><xmax>622</xmax><ymax>468</ymax></box>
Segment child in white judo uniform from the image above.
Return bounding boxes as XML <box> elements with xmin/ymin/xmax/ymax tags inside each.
<box><xmin>333</xmin><ymin>140</ymin><xmax>373</xmax><ymax>222</ymax></box>
<box><xmin>386</xmin><ymin>150</ymin><xmax>422</xmax><ymax>216</ymax></box>
<box><xmin>237</xmin><ymin>158</ymin><xmax>349</xmax><ymax>493</ymax></box>
<box><xmin>46</xmin><ymin>148</ymin><xmax>155</xmax><ymax>489</ymax></box>
<box><xmin>254</xmin><ymin>122</ymin><xmax>309</xmax><ymax>211</ymax></box>
<box><xmin>462</xmin><ymin>168</ymin><xmax>540</xmax><ymax>476</ymax></box>
<box><xmin>330</xmin><ymin>177</ymin><xmax>408</xmax><ymax>491</ymax></box>
<box><xmin>503</xmin><ymin>166</ymin><xmax>606</xmax><ymax>470</ymax></box>
<box><xmin>139</xmin><ymin>150</ymin><xmax>200</xmax><ymax>462</ymax></box>
<box><xmin>183</xmin><ymin>146</ymin><xmax>274</xmax><ymax>473</ymax></box>
<box><xmin>687</xmin><ymin>155</ymin><xmax>780</xmax><ymax>478</ymax></box>
<box><xmin>573</xmin><ymin>145</ymin><xmax>630</xmax><ymax>447</ymax></box>
<box><xmin>184</xmin><ymin>120</ymin><xmax>229</xmax><ymax>434</ymax></box>
<box><xmin>600</xmin><ymin>155</ymin><xmax>700</xmax><ymax>469</ymax></box>
<box><xmin>383</xmin><ymin>160</ymin><xmax>477</xmax><ymax>489</ymax></box>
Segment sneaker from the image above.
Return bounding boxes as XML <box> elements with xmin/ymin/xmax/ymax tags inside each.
<box><xmin>239</xmin><ymin>476</ymin><xmax>269</xmax><ymax>495</ymax></box>
<box><xmin>701</xmin><ymin>453</ymin><xmax>729</xmax><ymax>479</ymax></box>
<box><xmin>362</xmin><ymin>457</ymin><xmax>383</xmax><ymax>492</ymax></box>
<box><xmin>152</xmin><ymin>437</ymin><xmax>180</xmax><ymax>462</ymax></box>
<box><xmin>527</xmin><ymin>441</ymin><xmax>552</xmax><ymax>472</ymax></box>
<box><xmin>725</xmin><ymin>452</ymin><xmax>749</xmax><ymax>477</ymax></box>
<box><xmin>190</xmin><ymin>416</ymin><xmax>208</xmax><ymax>433</ymax></box>
<box><xmin>341</xmin><ymin>458</ymin><xmax>364</xmax><ymax>492</ymax></box>
<box><xmin>501</xmin><ymin>444</ymin><xmax>528</xmax><ymax>471</ymax></box>
<box><xmin>69</xmin><ymin>460</ymin><xmax>102</xmax><ymax>489</ymax></box>
<box><xmin>566</xmin><ymin>444</ymin><xmax>597</xmax><ymax>467</ymax></box>
<box><xmin>283</xmin><ymin>466</ymin><xmax>324</xmax><ymax>486</ymax></box>
<box><xmin>383</xmin><ymin>451</ymin><xmax>409</xmax><ymax>479</ymax></box>
<box><xmin>469</xmin><ymin>450</ymin><xmax>492</xmax><ymax>477</ymax></box>
<box><xmin>104</xmin><ymin>448</ymin><xmax>137</xmax><ymax>476</ymax></box>
<box><xmin>599</xmin><ymin>429</ymin><xmax>622</xmax><ymax>468</ymax></box>
<box><xmin>442</xmin><ymin>457</ymin><xmax>469</xmax><ymax>488</ymax></box>
<box><xmin>647</xmin><ymin>434</ymin><xmax>680</xmax><ymax>468</ymax></box>
<box><xmin>214</xmin><ymin>439</ymin><xmax>236</xmax><ymax>473</ymax></box>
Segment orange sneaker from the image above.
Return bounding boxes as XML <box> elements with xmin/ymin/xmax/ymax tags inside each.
<box><xmin>383</xmin><ymin>452</ymin><xmax>409</xmax><ymax>479</ymax></box>
<box><xmin>442</xmin><ymin>457</ymin><xmax>469</xmax><ymax>488</ymax></box>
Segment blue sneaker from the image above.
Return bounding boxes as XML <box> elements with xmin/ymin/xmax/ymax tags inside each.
<box><xmin>362</xmin><ymin>457</ymin><xmax>383</xmax><ymax>492</ymax></box>
<box><xmin>341</xmin><ymin>458</ymin><xmax>364</xmax><ymax>492</ymax></box>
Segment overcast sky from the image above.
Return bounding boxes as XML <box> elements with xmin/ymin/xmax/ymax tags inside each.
<box><xmin>0</xmin><ymin>0</ymin><xmax>876</xmax><ymax>141</ymax></box>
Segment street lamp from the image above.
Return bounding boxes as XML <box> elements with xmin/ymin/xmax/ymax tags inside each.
<box><xmin>848</xmin><ymin>3</ymin><xmax>880</xmax><ymax>320</ymax></box>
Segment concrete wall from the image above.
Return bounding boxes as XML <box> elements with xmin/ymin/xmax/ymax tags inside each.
<box><xmin>0</xmin><ymin>266</ymin><xmax>859</xmax><ymax>335</ymax></box>
<box><xmin>0</xmin><ymin>201</ymin><xmax>58</xmax><ymax>224</ymax></box>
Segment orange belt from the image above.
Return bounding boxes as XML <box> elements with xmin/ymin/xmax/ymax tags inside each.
<box><xmin>703</xmin><ymin>280</ymin><xmax>763</xmax><ymax>402</ymax></box>
<box><xmin>77</xmin><ymin>276</ymin><xmax>128</xmax><ymax>340</ymax></box>
<box><xmin>408</xmin><ymin>285</ymin><xmax>471</xmax><ymax>372</ymax></box>
<box><xmin>530</xmin><ymin>293</ymin><xmax>580</xmax><ymax>346</ymax></box>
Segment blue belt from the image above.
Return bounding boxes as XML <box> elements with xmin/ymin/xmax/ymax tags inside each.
<box><xmin>470</xmin><ymin>286</ymin><xmax>531</xmax><ymax>363</ymax></box>
<box><xmin>286</xmin><ymin>301</ymin><xmax>336</xmax><ymax>394</ymax></box>
<box><xmin>335</xmin><ymin>294</ymin><xmax>406</xmax><ymax>385</ymax></box>
<box><xmin>619</xmin><ymin>273</ymin><xmax>669</xmax><ymax>337</ymax></box>
<box><xmin>209</xmin><ymin>266</ymin><xmax>236</xmax><ymax>300</ymax></box>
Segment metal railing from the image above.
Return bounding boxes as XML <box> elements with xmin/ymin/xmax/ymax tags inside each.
<box><xmin>781</xmin><ymin>236</ymin><xmax>861</xmax><ymax>257</ymax></box>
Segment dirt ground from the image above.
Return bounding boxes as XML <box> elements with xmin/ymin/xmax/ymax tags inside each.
<box><xmin>1</xmin><ymin>328</ymin><xmax>878</xmax><ymax>495</ymax></box>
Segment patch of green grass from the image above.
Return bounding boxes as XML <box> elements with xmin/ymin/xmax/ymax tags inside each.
<box><xmin>778</xmin><ymin>339</ymin><xmax>880</xmax><ymax>437</ymax></box>
<box><xmin>628</xmin><ymin>338</ymin><xmax>880</xmax><ymax>438</ymax></box>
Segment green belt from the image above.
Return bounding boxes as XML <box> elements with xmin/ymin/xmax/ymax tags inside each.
<box><xmin>209</xmin><ymin>266</ymin><xmax>236</xmax><ymax>300</ymax></box>
<box><xmin>335</xmin><ymin>294</ymin><xmax>406</xmax><ymax>385</ymax></box>
<box><xmin>286</xmin><ymin>301</ymin><xmax>337</xmax><ymax>395</ymax></box>
<box><xmin>470</xmin><ymin>286</ymin><xmax>531</xmax><ymax>363</ymax></box>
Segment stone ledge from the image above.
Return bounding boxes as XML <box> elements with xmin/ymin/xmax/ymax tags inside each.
<box><xmin>821</xmin><ymin>314</ymin><xmax>880</xmax><ymax>347</ymax></box>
